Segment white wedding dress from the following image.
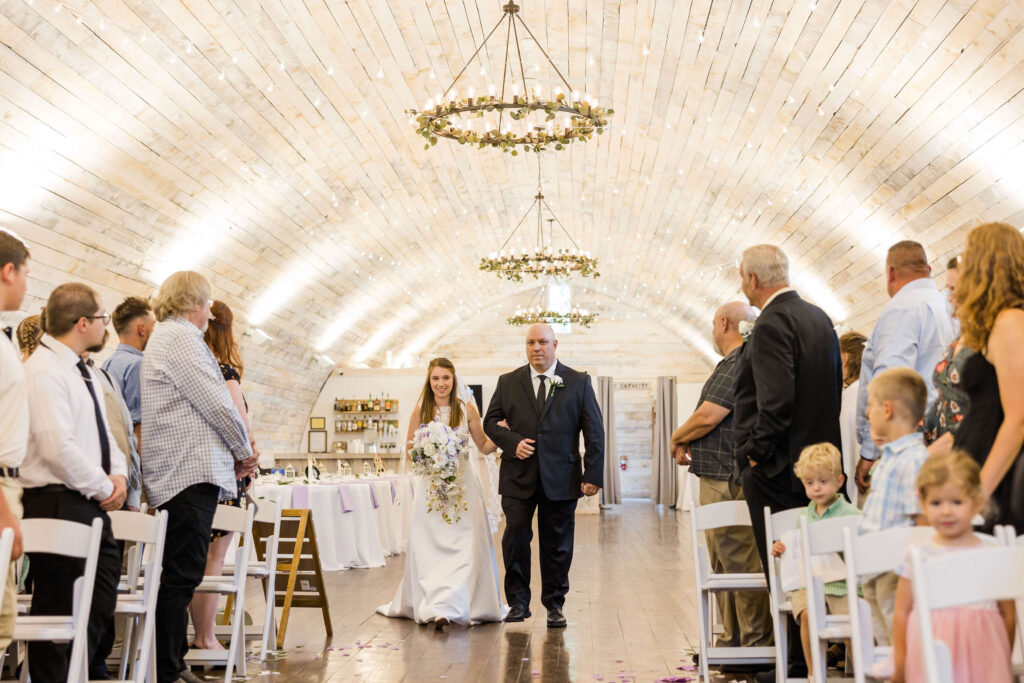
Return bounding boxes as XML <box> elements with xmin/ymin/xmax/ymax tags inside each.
<box><xmin>377</xmin><ymin>405</ymin><xmax>508</xmax><ymax>625</ymax></box>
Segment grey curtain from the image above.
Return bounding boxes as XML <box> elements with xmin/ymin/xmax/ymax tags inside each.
<box><xmin>596</xmin><ymin>376</ymin><xmax>621</xmax><ymax>505</ymax></box>
<box><xmin>651</xmin><ymin>376</ymin><xmax>678</xmax><ymax>505</ymax></box>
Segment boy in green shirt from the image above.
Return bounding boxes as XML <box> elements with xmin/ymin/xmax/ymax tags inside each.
<box><xmin>771</xmin><ymin>443</ymin><xmax>860</xmax><ymax>678</ymax></box>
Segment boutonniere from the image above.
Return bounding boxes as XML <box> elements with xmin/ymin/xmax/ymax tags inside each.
<box><xmin>549</xmin><ymin>374</ymin><xmax>564</xmax><ymax>395</ymax></box>
<box><xmin>737</xmin><ymin>320</ymin><xmax>756</xmax><ymax>340</ymax></box>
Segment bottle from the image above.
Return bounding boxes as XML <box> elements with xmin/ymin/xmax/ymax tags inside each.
<box><xmin>374</xmin><ymin>394</ymin><xmax>381</xmax><ymax>411</ymax></box>
<box><xmin>384</xmin><ymin>394</ymin><xmax>391</xmax><ymax>411</ymax></box>
<box><xmin>334</xmin><ymin>418</ymin><xmax>341</xmax><ymax>433</ymax></box>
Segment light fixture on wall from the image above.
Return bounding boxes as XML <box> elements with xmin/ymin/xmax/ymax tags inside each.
<box><xmin>480</xmin><ymin>160</ymin><xmax>599</xmax><ymax>282</ymax></box>
<box><xmin>407</xmin><ymin>1</ymin><xmax>613</xmax><ymax>154</ymax></box>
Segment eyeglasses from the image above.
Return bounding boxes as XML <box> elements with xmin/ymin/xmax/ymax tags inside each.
<box><xmin>84</xmin><ymin>314</ymin><xmax>111</xmax><ymax>325</ymax></box>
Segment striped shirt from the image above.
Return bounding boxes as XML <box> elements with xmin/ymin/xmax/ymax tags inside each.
<box><xmin>140</xmin><ymin>317</ymin><xmax>251</xmax><ymax>507</ymax></box>
<box><xmin>858</xmin><ymin>432</ymin><xmax>929</xmax><ymax>535</ymax></box>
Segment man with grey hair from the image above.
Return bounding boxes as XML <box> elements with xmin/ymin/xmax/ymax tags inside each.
<box><xmin>142</xmin><ymin>271</ymin><xmax>257</xmax><ymax>683</ymax></box>
<box><xmin>672</xmin><ymin>302</ymin><xmax>771</xmax><ymax>662</ymax></box>
<box><xmin>733</xmin><ymin>245</ymin><xmax>844</xmax><ymax>567</ymax></box>
<box><xmin>733</xmin><ymin>246</ymin><xmax>844</xmax><ymax>681</ymax></box>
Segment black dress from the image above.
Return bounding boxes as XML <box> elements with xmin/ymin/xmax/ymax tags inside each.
<box><xmin>212</xmin><ymin>363</ymin><xmax>248</xmax><ymax>541</ymax></box>
<box><xmin>954</xmin><ymin>351</ymin><xmax>1024</xmax><ymax>532</ymax></box>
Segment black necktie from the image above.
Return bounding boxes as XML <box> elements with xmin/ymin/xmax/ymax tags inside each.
<box><xmin>76</xmin><ymin>359</ymin><xmax>111</xmax><ymax>474</ymax></box>
<box><xmin>536</xmin><ymin>375</ymin><xmax>547</xmax><ymax>414</ymax></box>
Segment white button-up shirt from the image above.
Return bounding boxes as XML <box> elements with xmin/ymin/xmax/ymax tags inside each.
<box><xmin>530</xmin><ymin>361</ymin><xmax>558</xmax><ymax>401</ymax></box>
<box><xmin>0</xmin><ymin>328</ymin><xmax>28</xmax><ymax>469</ymax></box>
<box><xmin>20</xmin><ymin>335</ymin><xmax>127</xmax><ymax>500</ymax></box>
<box><xmin>856</xmin><ymin>278</ymin><xmax>955</xmax><ymax>460</ymax></box>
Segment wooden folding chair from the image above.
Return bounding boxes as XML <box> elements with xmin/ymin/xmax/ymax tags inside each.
<box><xmin>763</xmin><ymin>506</ymin><xmax>804</xmax><ymax>683</ymax></box>
<box><xmin>13</xmin><ymin>518</ymin><xmax>103</xmax><ymax>683</ymax></box>
<box><xmin>107</xmin><ymin>509</ymin><xmax>168</xmax><ymax>683</ymax></box>
<box><xmin>688</xmin><ymin>477</ymin><xmax>772</xmax><ymax>682</ymax></box>
<box><xmin>184</xmin><ymin>503</ymin><xmax>255</xmax><ymax>682</ymax></box>
<box><xmin>910</xmin><ymin>542</ymin><xmax>1024</xmax><ymax>682</ymax></box>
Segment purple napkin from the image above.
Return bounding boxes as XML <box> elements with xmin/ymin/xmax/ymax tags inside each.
<box><xmin>336</xmin><ymin>484</ymin><xmax>353</xmax><ymax>512</ymax></box>
<box><xmin>291</xmin><ymin>485</ymin><xmax>309</xmax><ymax>509</ymax></box>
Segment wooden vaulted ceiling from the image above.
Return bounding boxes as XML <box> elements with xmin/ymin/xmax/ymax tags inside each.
<box><xmin>2</xmin><ymin>0</ymin><xmax>1023</xmax><ymax>450</ymax></box>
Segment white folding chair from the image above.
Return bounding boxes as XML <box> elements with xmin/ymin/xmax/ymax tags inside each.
<box><xmin>842</xmin><ymin>525</ymin><xmax>931</xmax><ymax>683</ymax></box>
<box><xmin>221</xmin><ymin>499</ymin><xmax>281</xmax><ymax>660</ymax></box>
<box><xmin>107</xmin><ymin>509</ymin><xmax>168</xmax><ymax>683</ymax></box>
<box><xmin>763</xmin><ymin>506</ymin><xmax>804</xmax><ymax>683</ymax></box>
<box><xmin>13</xmin><ymin>518</ymin><xmax>103</xmax><ymax>683</ymax></box>
<box><xmin>688</xmin><ymin>477</ymin><xmax>773</xmax><ymax>682</ymax></box>
<box><xmin>799</xmin><ymin>514</ymin><xmax>861</xmax><ymax>683</ymax></box>
<box><xmin>184</xmin><ymin>503</ymin><xmax>255</xmax><ymax>682</ymax></box>
<box><xmin>910</xmin><ymin>542</ymin><xmax>1024</xmax><ymax>683</ymax></box>
<box><xmin>994</xmin><ymin>525</ymin><xmax>1024</xmax><ymax>674</ymax></box>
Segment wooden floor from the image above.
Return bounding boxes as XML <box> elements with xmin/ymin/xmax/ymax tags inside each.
<box><xmin>216</xmin><ymin>501</ymin><xmax>756</xmax><ymax>683</ymax></box>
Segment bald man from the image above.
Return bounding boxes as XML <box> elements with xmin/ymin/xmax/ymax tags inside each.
<box><xmin>484</xmin><ymin>323</ymin><xmax>605</xmax><ymax>628</ymax></box>
<box><xmin>672</xmin><ymin>302</ymin><xmax>771</xmax><ymax>656</ymax></box>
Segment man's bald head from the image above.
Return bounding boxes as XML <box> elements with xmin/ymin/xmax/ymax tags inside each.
<box><xmin>711</xmin><ymin>301</ymin><xmax>757</xmax><ymax>355</ymax></box>
<box><xmin>525</xmin><ymin>323</ymin><xmax>558</xmax><ymax>372</ymax></box>
<box><xmin>885</xmin><ymin>240</ymin><xmax>931</xmax><ymax>297</ymax></box>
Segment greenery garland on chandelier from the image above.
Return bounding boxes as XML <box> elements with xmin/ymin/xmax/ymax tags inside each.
<box><xmin>407</xmin><ymin>2</ymin><xmax>613</xmax><ymax>155</ymax></box>
<box><xmin>507</xmin><ymin>307</ymin><xmax>597</xmax><ymax>328</ymax></box>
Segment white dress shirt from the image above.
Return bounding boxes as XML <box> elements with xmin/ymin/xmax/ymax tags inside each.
<box><xmin>530</xmin><ymin>361</ymin><xmax>559</xmax><ymax>402</ymax></box>
<box><xmin>19</xmin><ymin>335</ymin><xmax>127</xmax><ymax>500</ymax></box>
<box><xmin>855</xmin><ymin>277</ymin><xmax>955</xmax><ymax>460</ymax></box>
<box><xmin>0</xmin><ymin>328</ymin><xmax>28</xmax><ymax>468</ymax></box>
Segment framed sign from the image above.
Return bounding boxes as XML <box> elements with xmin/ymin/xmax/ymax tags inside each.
<box><xmin>308</xmin><ymin>430</ymin><xmax>328</xmax><ymax>453</ymax></box>
<box><xmin>309</xmin><ymin>416</ymin><xmax>326</xmax><ymax>431</ymax></box>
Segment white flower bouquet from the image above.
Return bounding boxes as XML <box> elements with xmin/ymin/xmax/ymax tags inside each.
<box><xmin>409</xmin><ymin>420</ymin><xmax>471</xmax><ymax>524</ymax></box>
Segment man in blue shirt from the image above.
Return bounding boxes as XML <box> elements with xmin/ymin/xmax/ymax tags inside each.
<box><xmin>102</xmin><ymin>297</ymin><xmax>154</xmax><ymax>452</ymax></box>
<box><xmin>854</xmin><ymin>241</ymin><xmax>954</xmax><ymax>494</ymax></box>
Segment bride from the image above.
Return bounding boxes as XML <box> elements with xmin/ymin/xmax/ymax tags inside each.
<box><xmin>377</xmin><ymin>357</ymin><xmax>509</xmax><ymax>627</ymax></box>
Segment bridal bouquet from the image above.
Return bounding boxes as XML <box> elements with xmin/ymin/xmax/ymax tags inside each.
<box><xmin>409</xmin><ymin>421</ymin><xmax>470</xmax><ymax>524</ymax></box>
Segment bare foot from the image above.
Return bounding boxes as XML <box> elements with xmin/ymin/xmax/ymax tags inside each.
<box><xmin>191</xmin><ymin>638</ymin><xmax>226</xmax><ymax>650</ymax></box>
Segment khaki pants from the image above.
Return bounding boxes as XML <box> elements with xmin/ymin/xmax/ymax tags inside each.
<box><xmin>862</xmin><ymin>571</ymin><xmax>899</xmax><ymax>646</ymax></box>
<box><xmin>0</xmin><ymin>479</ymin><xmax>22</xmax><ymax>651</ymax></box>
<box><xmin>700</xmin><ymin>476</ymin><xmax>773</xmax><ymax>647</ymax></box>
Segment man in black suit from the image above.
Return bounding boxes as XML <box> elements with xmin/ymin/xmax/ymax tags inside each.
<box><xmin>484</xmin><ymin>323</ymin><xmax>605</xmax><ymax>628</ymax></box>
<box><xmin>733</xmin><ymin>244</ymin><xmax>844</xmax><ymax>572</ymax></box>
<box><xmin>732</xmin><ymin>246</ymin><xmax>843</xmax><ymax>683</ymax></box>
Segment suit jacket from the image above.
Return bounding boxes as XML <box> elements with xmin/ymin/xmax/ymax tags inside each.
<box><xmin>733</xmin><ymin>290</ymin><xmax>843</xmax><ymax>492</ymax></box>
<box><xmin>484</xmin><ymin>361</ymin><xmax>605</xmax><ymax>501</ymax></box>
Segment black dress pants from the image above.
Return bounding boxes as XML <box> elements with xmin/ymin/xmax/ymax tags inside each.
<box><xmin>22</xmin><ymin>485</ymin><xmax>121</xmax><ymax>683</ymax></box>
<box><xmin>501</xmin><ymin>487</ymin><xmax>577</xmax><ymax>610</ymax></box>
<box><xmin>154</xmin><ymin>483</ymin><xmax>219</xmax><ymax>683</ymax></box>
<box><xmin>740</xmin><ymin>465</ymin><xmax>809</xmax><ymax>671</ymax></box>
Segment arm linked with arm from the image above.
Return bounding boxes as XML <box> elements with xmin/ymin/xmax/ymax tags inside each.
<box><xmin>483</xmin><ymin>378</ymin><xmax>526</xmax><ymax>459</ymax></box>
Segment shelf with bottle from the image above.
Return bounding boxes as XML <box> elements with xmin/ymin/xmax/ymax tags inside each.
<box><xmin>333</xmin><ymin>395</ymin><xmax>398</xmax><ymax>413</ymax></box>
<box><xmin>333</xmin><ymin>416</ymin><xmax>400</xmax><ymax>433</ymax></box>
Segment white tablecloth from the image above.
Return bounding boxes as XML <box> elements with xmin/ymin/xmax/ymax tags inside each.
<box><xmin>252</xmin><ymin>476</ymin><xmax>415</xmax><ymax>571</ymax></box>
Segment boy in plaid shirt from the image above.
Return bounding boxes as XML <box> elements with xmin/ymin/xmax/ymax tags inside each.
<box><xmin>858</xmin><ymin>367</ymin><xmax>930</xmax><ymax>644</ymax></box>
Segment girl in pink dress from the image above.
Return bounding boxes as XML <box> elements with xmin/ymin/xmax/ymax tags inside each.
<box><xmin>891</xmin><ymin>450</ymin><xmax>1014</xmax><ymax>683</ymax></box>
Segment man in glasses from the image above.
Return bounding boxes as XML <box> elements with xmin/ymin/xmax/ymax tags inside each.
<box><xmin>19</xmin><ymin>282</ymin><xmax>128</xmax><ymax>681</ymax></box>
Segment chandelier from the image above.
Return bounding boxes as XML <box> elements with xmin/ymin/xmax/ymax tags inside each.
<box><xmin>506</xmin><ymin>279</ymin><xmax>597</xmax><ymax>328</ymax></box>
<box><xmin>407</xmin><ymin>2</ymin><xmax>613</xmax><ymax>154</ymax></box>
<box><xmin>480</xmin><ymin>161</ymin><xmax>599</xmax><ymax>282</ymax></box>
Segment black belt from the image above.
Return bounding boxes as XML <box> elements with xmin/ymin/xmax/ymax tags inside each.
<box><xmin>23</xmin><ymin>484</ymin><xmax>72</xmax><ymax>495</ymax></box>
<box><xmin>0</xmin><ymin>467</ymin><xmax>19</xmax><ymax>479</ymax></box>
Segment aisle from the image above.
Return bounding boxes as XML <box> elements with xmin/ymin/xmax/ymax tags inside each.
<box><xmin>234</xmin><ymin>501</ymin><xmax>745</xmax><ymax>682</ymax></box>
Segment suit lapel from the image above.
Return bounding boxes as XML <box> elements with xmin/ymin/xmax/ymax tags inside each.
<box><xmin>540</xmin><ymin>362</ymin><xmax>564</xmax><ymax>421</ymax></box>
<box><xmin>521</xmin><ymin>365</ymin><xmax>540</xmax><ymax>417</ymax></box>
